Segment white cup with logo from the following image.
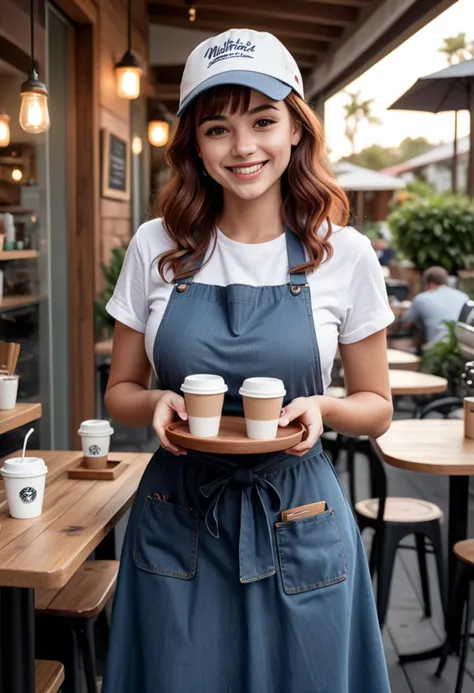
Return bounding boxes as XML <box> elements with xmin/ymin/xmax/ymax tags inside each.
<box><xmin>0</xmin><ymin>456</ymin><xmax>48</xmax><ymax>518</ymax></box>
<box><xmin>239</xmin><ymin>378</ymin><xmax>286</xmax><ymax>440</ymax></box>
<box><xmin>0</xmin><ymin>374</ymin><xmax>19</xmax><ymax>410</ymax></box>
<box><xmin>78</xmin><ymin>419</ymin><xmax>114</xmax><ymax>469</ymax></box>
<box><xmin>180</xmin><ymin>374</ymin><xmax>228</xmax><ymax>437</ymax></box>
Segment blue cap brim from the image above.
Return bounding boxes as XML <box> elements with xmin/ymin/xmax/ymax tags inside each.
<box><xmin>177</xmin><ymin>71</ymin><xmax>292</xmax><ymax>116</ymax></box>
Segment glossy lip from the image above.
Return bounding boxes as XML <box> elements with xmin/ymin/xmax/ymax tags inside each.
<box><xmin>225</xmin><ymin>160</ymin><xmax>269</xmax><ymax>181</ymax></box>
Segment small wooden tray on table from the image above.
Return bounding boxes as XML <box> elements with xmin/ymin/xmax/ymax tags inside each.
<box><xmin>166</xmin><ymin>416</ymin><xmax>305</xmax><ymax>454</ymax></box>
<box><xmin>68</xmin><ymin>455</ymin><xmax>128</xmax><ymax>480</ymax></box>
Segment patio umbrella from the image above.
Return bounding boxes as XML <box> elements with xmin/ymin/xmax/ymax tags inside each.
<box><xmin>388</xmin><ymin>59</ymin><xmax>474</xmax><ymax>196</ymax></box>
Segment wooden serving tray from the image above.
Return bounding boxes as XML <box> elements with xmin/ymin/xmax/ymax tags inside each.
<box><xmin>166</xmin><ymin>416</ymin><xmax>305</xmax><ymax>454</ymax></box>
<box><xmin>68</xmin><ymin>455</ymin><xmax>128</xmax><ymax>480</ymax></box>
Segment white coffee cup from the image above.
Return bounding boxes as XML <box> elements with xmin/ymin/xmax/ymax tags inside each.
<box><xmin>0</xmin><ymin>456</ymin><xmax>48</xmax><ymax>518</ymax></box>
<box><xmin>78</xmin><ymin>419</ymin><xmax>114</xmax><ymax>469</ymax></box>
<box><xmin>239</xmin><ymin>377</ymin><xmax>286</xmax><ymax>440</ymax></box>
<box><xmin>0</xmin><ymin>374</ymin><xmax>19</xmax><ymax>410</ymax></box>
<box><xmin>180</xmin><ymin>374</ymin><xmax>228</xmax><ymax>437</ymax></box>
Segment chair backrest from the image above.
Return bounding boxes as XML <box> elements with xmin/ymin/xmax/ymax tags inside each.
<box><xmin>456</xmin><ymin>300</ymin><xmax>474</xmax><ymax>361</ymax></box>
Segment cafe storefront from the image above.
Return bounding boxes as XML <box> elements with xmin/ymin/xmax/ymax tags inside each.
<box><xmin>0</xmin><ymin>0</ymin><xmax>150</xmax><ymax>454</ymax></box>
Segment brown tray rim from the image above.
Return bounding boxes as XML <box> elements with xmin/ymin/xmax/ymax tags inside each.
<box><xmin>166</xmin><ymin>416</ymin><xmax>305</xmax><ymax>454</ymax></box>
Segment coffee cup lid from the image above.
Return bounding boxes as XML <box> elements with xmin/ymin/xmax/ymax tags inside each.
<box><xmin>78</xmin><ymin>419</ymin><xmax>114</xmax><ymax>437</ymax></box>
<box><xmin>181</xmin><ymin>374</ymin><xmax>228</xmax><ymax>395</ymax></box>
<box><xmin>239</xmin><ymin>377</ymin><xmax>286</xmax><ymax>399</ymax></box>
<box><xmin>0</xmin><ymin>456</ymin><xmax>48</xmax><ymax>478</ymax></box>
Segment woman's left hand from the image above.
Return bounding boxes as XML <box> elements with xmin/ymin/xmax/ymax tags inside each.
<box><xmin>278</xmin><ymin>396</ymin><xmax>324</xmax><ymax>456</ymax></box>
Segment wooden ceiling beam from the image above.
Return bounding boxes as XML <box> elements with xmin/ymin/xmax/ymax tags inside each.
<box><xmin>147</xmin><ymin>0</ymin><xmax>359</xmax><ymax>26</ymax></box>
<box><xmin>147</xmin><ymin>5</ymin><xmax>344</xmax><ymax>41</ymax></box>
<box><xmin>303</xmin><ymin>0</ymin><xmax>372</xmax><ymax>6</ymax></box>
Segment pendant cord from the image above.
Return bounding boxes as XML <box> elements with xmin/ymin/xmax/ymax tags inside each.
<box><xmin>127</xmin><ymin>0</ymin><xmax>131</xmax><ymax>52</ymax></box>
<box><xmin>30</xmin><ymin>0</ymin><xmax>35</xmax><ymax>72</ymax></box>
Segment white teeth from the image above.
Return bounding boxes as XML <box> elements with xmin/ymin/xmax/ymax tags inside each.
<box><xmin>229</xmin><ymin>163</ymin><xmax>265</xmax><ymax>175</ymax></box>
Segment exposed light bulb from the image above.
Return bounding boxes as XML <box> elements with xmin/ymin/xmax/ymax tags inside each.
<box><xmin>0</xmin><ymin>111</ymin><xmax>11</xmax><ymax>147</ymax></box>
<box><xmin>148</xmin><ymin>121</ymin><xmax>169</xmax><ymax>147</ymax></box>
<box><xmin>132</xmin><ymin>136</ymin><xmax>143</xmax><ymax>154</ymax></box>
<box><xmin>188</xmin><ymin>7</ymin><xmax>196</xmax><ymax>21</ymax></box>
<box><xmin>11</xmin><ymin>168</ymin><xmax>23</xmax><ymax>182</ymax></box>
<box><xmin>19</xmin><ymin>90</ymin><xmax>50</xmax><ymax>134</ymax></box>
<box><xmin>116</xmin><ymin>65</ymin><xmax>141</xmax><ymax>99</ymax></box>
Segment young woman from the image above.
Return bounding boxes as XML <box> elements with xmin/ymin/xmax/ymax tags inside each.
<box><xmin>102</xmin><ymin>28</ymin><xmax>394</xmax><ymax>693</ymax></box>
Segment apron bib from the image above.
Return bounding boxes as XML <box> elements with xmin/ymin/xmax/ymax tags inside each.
<box><xmin>102</xmin><ymin>228</ymin><xmax>391</xmax><ymax>693</ymax></box>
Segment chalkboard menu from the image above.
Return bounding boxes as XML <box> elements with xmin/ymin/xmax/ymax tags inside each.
<box><xmin>101</xmin><ymin>129</ymin><xmax>130</xmax><ymax>201</ymax></box>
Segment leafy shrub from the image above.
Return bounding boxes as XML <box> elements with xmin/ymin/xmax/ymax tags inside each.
<box><xmin>388</xmin><ymin>193</ymin><xmax>474</xmax><ymax>273</ymax></box>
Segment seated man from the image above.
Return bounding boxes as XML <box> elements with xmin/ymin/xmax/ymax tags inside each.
<box><xmin>401</xmin><ymin>266</ymin><xmax>469</xmax><ymax>347</ymax></box>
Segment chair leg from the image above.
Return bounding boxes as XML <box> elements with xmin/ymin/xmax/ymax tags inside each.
<box><xmin>415</xmin><ymin>534</ymin><xmax>431</xmax><ymax>618</ymax></box>
<box><xmin>346</xmin><ymin>438</ymin><xmax>356</xmax><ymax>507</ymax></box>
<box><xmin>77</xmin><ymin>619</ymin><xmax>98</xmax><ymax>693</ymax></box>
<box><xmin>454</xmin><ymin>581</ymin><xmax>473</xmax><ymax>693</ymax></box>
<box><xmin>376</xmin><ymin>529</ymin><xmax>399</xmax><ymax>629</ymax></box>
<box><xmin>436</xmin><ymin>563</ymin><xmax>470</xmax><ymax>678</ymax></box>
<box><xmin>429</xmin><ymin>520</ymin><xmax>448</xmax><ymax>623</ymax></box>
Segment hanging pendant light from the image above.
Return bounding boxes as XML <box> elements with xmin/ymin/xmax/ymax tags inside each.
<box><xmin>19</xmin><ymin>0</ymin><xmax>50</xmax><ymax>134</ymax></box>
<box><xmin>0</xmin><ymin>109</ymin><xmax>11</xmax><ymax>147</ymax></box>
<box><xmin>115</xmin><ymin>0</ymin><xmax>142</xmax><ymax>99</ymax></box>
<box><xmin>148</xmin><ymin>103</ymin><xmax>171</xmax><ymax>147</ymax></box>
<box><xmin>148</xmin><ymin>121</ymin><xmax>169</xmax><ymax>147</ymax></box>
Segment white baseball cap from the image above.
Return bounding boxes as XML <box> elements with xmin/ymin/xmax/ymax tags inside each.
<box><xmin>177</xmin><ymin>28</ymin><xmax>304</xmax><ymax>116</ymax></box>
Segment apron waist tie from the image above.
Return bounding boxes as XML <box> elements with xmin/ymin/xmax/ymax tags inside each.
<box><xmin>199</xmin><ymin>467</ymin><xmax>283</xmax><ymax>583</ymax></box>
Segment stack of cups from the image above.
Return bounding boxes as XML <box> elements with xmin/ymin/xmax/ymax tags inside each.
<box><xmin>181</xmin><ymin>374</ymin><xmax>227</xmax><ymax>438</ymax></box>
<box><xmin>0</xmin><ymin>456</ymin><xmax>48</xmax><ymax>518</ymax></box>
<box><xmin>78</xmin><ymin>419</ymin><xmax>114</xmax><ymax>469</ymax></box>
<box><xmin>239</xmin><ymin>377</ymin><xmax>286</xmax><ymax>440</ymax></box>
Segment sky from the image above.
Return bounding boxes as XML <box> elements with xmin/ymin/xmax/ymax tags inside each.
<box><xmin>324</xmin><ymin>0</ymin><xmax>472</xmax><ymax>161</ymax></box>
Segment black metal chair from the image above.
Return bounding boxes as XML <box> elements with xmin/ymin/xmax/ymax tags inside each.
<box><xmin>435</xmin><ymin>540</ymin><xmax>474</xmax><ymax>693</ymax></box>
<box><xmin>332</xmin><ymin>436</ymin><xmax>447</xmax><ymax>630</ymax></box>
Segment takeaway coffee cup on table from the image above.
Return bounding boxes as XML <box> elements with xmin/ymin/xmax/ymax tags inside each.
<box><xmin>78</xmin><ymin>419</ymin><xmax>114</xmax><ymax>469</ymax></box>
<box><xmin>180</xmin><ymin>374</ymin><xmax>228</xmax><ymax>438</ymax></box>
<box><xmin>0</xmin><ymin>456</ymin><xmax>48</xmax><ymax>518</ymax></box>
<box><xmin>239</xmin><ymin>377</ymin><xmax>286</xmax><ymax>440</ymax></box>
<box><xmin>0</xmin><ymin>374</ymin><xmax>19</xmax><ymax>410</ymax></box>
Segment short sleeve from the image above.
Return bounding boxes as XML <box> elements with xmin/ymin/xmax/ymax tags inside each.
<box><xmin>106</xmin><ymin>231</ymin><xmax>148</xmax><ymax>333</ymax></box>
<box><xmin>339</xmin><ymin>237</ymin><xmax>395</xmax><ymax>344</ymax></box>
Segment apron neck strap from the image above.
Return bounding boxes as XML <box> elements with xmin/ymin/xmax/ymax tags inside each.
<box><xmin>285</xmin><ymin>226</ymin><xmax>308</xmax><ymax>286</ymax></box>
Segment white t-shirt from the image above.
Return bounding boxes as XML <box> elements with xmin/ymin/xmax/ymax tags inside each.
<box><xmin>106</xmin><ymin>218</ymin><xmax>394</xmax><ymax>391</ymax></box>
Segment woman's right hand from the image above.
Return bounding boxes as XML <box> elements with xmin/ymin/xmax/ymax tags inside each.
<box><xmin>153</xmin><ymin>391</ymin><xmax>188</xmax><ymax>456</ymax></box>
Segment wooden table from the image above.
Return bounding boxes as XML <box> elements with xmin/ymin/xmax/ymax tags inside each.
<box><xmin>385</xmin><ymin>349</ymin><xmax>420</xmax><ymax>371</ymax></box>
<box><xmin>374</xmin><ymin>419</ymin><xmax>473</xmax><ymax>663</ymax></box>
<box><xmin>327</xmin><ymin>370</ymin><xmax>448</xmax><ymax>399</ymax></box>
<box><xmin>94</xmin><ymin>339</ymin><xmax>113</xmax><ymax>357</ymax></box>
<box><xmin>389</xmin><ymin>369</ymin><xmax>448</xmax><ymax>396</ymax></box>
<box><xmin>335</xmin><ymin>348</ymin><xmax>420</xmax><ymax>371</ymax></box>
<box><xmin>0</xmin><ymin>449</ymin><xmax>151</xmax><ymax>693</ymax></box>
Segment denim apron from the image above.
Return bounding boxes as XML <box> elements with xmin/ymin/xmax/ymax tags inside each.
<box><xmin>102</xmin><ymin>228</ymin><xmax>391</xmax><ymax>693</ymax></box>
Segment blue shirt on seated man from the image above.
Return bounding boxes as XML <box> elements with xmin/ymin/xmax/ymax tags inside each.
<box><xmin>401</xmin><ymin>266</ymin><xmax>469</xmax><ymax>347</ymax></box>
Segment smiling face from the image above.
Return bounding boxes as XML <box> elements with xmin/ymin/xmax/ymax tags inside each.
<box><xmin>194</xmin><ymin>88</ymin><xmax>301</xmax><ymax>203</ymax></box>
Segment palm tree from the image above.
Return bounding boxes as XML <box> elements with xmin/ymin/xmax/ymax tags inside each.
<box><xmin>343</xmin><ymin>91</ymin><xmax>380</xmax><ymax>155</ymax></box>
<box><xmin>438</xmin><ymin>33</ymin><xmax>468</xmax><ymax>65</ymax></box>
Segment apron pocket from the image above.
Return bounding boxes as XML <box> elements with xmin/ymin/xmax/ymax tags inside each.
<box><xmin>275</xmin><ymin>509</ymin><xmax>347</xmax><ymax>594</ymax></box>
<box><xmin>133</xmin><ymin>495</ymin><xmax>199</xmax><ymax>579</ymax></box>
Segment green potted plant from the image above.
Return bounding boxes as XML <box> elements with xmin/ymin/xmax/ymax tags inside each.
<box><xmin>388</xmin><ymin>193</ymin><xmax>474</xmax><ymax>275</ymax></box>
<box><xmin>94</xmin><ymin>243</ymin><xmax>129</xmax><ymax>338</ymax></box>
<box><xmin>421</xmin><ymin>320</ymin><xmax>465</xmax><ymax>395</ymax></box>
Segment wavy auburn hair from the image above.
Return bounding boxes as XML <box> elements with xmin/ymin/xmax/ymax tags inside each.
<box><xmin>155</xmin><ymin>85</ymin><xmax>349</xmax><ymax>281</ymax></box>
